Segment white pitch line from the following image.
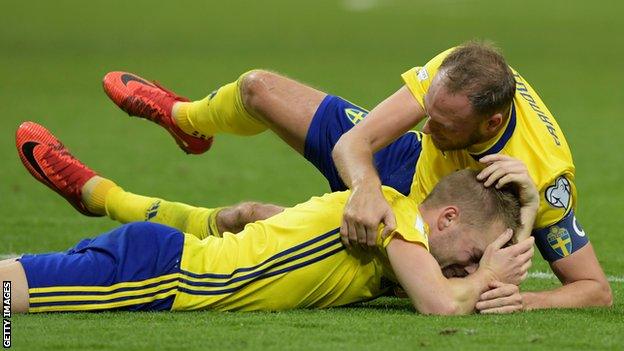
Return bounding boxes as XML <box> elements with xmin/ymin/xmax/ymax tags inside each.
<box><xmin>342</xmin><ymin>0</ymin><xmax>381</xmax><ymax>12</ymax></box>
<box><xmin>0</xmin><ymin>254</ymin><xmax>19</xmax><ymax>260</ymax></box>
<box><xmin>1</xmin><ymin>253</ymin><xmax>622</xmax><ymax>283</ymax></box>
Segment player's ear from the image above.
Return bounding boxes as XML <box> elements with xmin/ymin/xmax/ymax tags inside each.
<box><xmin>465</xmin><ymin>263</ymin><xmax>478</xmax><ymax>274</ymax></box>
<box><xmin>485</xmin><ymin>113</ymin><xmax>503</xmax><ymax>133</ymax></box>
<box><xmin>437</xmin><ymin>206</ymin><xmax>459</xmax><ymax>231</ymax></box>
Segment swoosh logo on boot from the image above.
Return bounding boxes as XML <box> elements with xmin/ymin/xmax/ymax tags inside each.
<box><xmin>121</xmin><ymin>73</ymin><xmax>154</xmax><ymax>87</ymax></box>
<box><xmin>21</xmin><ymin>141</ymin><xmax>53</xmax><ymax>185</ymax></box>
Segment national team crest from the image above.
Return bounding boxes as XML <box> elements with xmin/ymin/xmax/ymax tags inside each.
<box><xmin>545</xmin><ymin>176</ymin><xmax>571</xmax><ymax>209</ymax></box>
<box><xmin>547</xmin><ymin>226</ymin><xmax>572</xmax><ymax>257</ymax></box>
<box><xmin>344</xmin><ymin>108</ymin><xmax>368</xmax><ymax>125</ymax></box>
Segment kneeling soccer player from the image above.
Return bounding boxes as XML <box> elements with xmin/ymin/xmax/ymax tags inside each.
<box><xmin>2</xmin><ymin>123</ymin><xmax>535</xmax><ymax>314</ymax></box>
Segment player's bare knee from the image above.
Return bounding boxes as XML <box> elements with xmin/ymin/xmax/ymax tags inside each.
<box><xmin>217</xmin><ymin>202</ymin><xmax>258</xmax><ymax>233</ymax></box>
<box><xmin>240</xmin><ymin>70</ymin><xmax>281</xmax><ymax>113</ymax></box>
<box><xmin>238</xmin><ymin>202</ymin><xmax>284</xmax><ymax>222</ymax></box>
<box><xmin>234</xmin><ymin>202</ymin><xmax>263</xmax><ymax>224</ymax></box>
<box><xmin>218</xmin><ymin>202</ymin><xmax>282</xmax><ymax>234</ymax></box>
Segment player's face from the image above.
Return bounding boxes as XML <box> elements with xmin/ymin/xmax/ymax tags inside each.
<box><xmin>431</xmin><ymin>220</ymin><xmax>505</xmax><ymax>277</ymax></box>
<box><xmin>422</xmin><ymin>76</ymin><xmax>484</xmax><ymax>151</ymax></box>
<box><xmin>432</xmin><ymin>229</ymin><xmax>482</xmax><ymax>274</ymax></box>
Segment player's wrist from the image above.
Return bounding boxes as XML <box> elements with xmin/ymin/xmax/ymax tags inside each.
<box><xmin>519</xmin><ymin>291</ymin><xmax>537</xmax><ymax>311</ymax></box>
<box><xmin>471</xmin><ymin>266</ymin><xmax>497</xmax><ymax>288</ymax></box>
<box><xmin>351</xmin><ymin>177</ymin><xmax>382</xmax><ymax>191</ymax></box>
<box><xmin>475</xmin><ymin>265</ymin><xmax>499</xmax><ymax>285</ymax></box>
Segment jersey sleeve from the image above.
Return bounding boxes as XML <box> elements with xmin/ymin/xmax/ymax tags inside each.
<box><xmin>533</xmin><ymin>174</ymin><xmax>588</xmax><ymax>262</ymax></box>
<box><xmin>536</xmin><ymin>173</ymin><xmax>577</xmax><ymax>228</ymax></box>
<box><xmin>378</xmin><ymin>187</ymin><xmax>429</xmax><ymax>250</ymax></box>
<box><xmin>400</xmin><ymin>48</ymin><xmax>455</xmax><ymax>109</ymax></box>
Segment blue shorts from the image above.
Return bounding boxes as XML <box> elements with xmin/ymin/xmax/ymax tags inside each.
<box><xmin>304</xmin><ymin>95</ymin><xmax>422</xmax><ymax>195</ymax></box>
<box><xmin>19</xmin><ymin>222</ymin><xmax>184</xmax><ymax>312</ymax></box>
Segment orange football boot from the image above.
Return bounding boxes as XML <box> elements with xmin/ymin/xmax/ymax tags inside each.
<box><xmin>102</xmin><ymin>71</ymin><xmax>213</xmax><ymax>154</ymax></box>
<box><xmin>16</xmin><ymin>122</ymin><xmax>101</xmax><ymax>216</ymax></box>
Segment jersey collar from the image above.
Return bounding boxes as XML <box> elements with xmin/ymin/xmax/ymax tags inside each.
<box><xmin>468</xmin><ymin>102</ymin><xmax>517</xmax><ymax>161</ymax></box>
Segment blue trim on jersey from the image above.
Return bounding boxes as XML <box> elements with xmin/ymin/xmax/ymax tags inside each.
<box><xmin>180</xmin><ymin>228</ymin><xmax>341</xmax><ymax>279</ymax></box>
<box><xmin>19</xmin><ymin>222</ymin><xmax>184</xmax><ymax>311</ymax></box>
<box><xmin>471</xmin><ymin>102</ymin><xmax>517</xmax><ymax>161</ymax></box>
<box><xmin>179</xmin><ymin>227</ymin><xmax>345</xmax><ymax>295</ymax></box>
<box><xmin>179</xmin><ymin>247</ymin><xmax>345</xmax><ymax>296</ymax></box>
<box><xmin>304</xmin><ymin>95</ymin><xmax>422</xmax><ymax>195</ymax></box>
<box><xmin>533</xmin><ymin>210</ymin><xmax>589</xmax><ymax>262</ymax></box>
<box><xmin>181</xmin><ymin>238</ymin><xmax>342</xmax><ymax>288</ymax></box>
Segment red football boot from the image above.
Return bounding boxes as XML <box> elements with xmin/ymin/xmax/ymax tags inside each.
<box><xmin>15</xmin><ymin>122</ymin><xmax>101</xmax><ymax>216</ymax></box>
<box><xmin>102</xmin><ymin>71</ymin><xmax>213</xmax><ymax>154</ymax></box>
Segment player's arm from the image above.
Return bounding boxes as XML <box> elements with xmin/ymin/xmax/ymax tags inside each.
<box><xmin>521</xmin><ymin>243</ymin><xmax>612</xmax><ymax>309</ymax></box>
<box><xmin>333</xmin><ymin>86</ymin><xmax>426</xmax><ymax>247</ymax></box>
<box><xmin>386</xmin><ymin>231</ymin><xmax>534</xmax><ymax>315</ymax></box>
<box><xmin>477</xmin><ymin>243</ymin><xmax>612</xmax><ymax>312</ymax></box>
<box><xmin>476</xmin><ymin>173</ymin><xmax>612</xmax><ymax>312</ymax></box>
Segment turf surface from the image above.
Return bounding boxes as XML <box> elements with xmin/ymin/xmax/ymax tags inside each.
<box><xmin>1</xmin><ymin>0</ymin><xmax>623</xmax><ymax>349</ymax></box>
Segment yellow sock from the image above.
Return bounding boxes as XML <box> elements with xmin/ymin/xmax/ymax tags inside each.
<box><xmin>82</xmin><ymin>177</ymin><xmax>117</xmax><ymax>215</ymax></box>
<box><xmin>104</xmin><ymin>187</ymin><xmax>221</xmax><ymax>239</ymax></box>
<box><xmin>173</xmin><ymin>72</ymin><xmax>267</xmax><ymax>137</ymax></box>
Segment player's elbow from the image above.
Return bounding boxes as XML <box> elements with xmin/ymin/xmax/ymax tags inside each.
<box><xmin>415</xmin><ymin>300</ymin><xmax>463</xmax><ymax>316</ymax></box>
<box><xmin>578</xmin><ymin>277</ymin><xmax>613</xmax><ymax>307</ymax></box>
<box><xmin>332</xmin><ymin>130</ymin><xmax>373</xmax><ymax>170</ymax></box>
<box><xmin>331</xmin><ymin>134</ymin><xmax>351</xmax><ymax>162</ymax></box>
<box><xmin>595</xmin><ymin>280</ymin><xmax>613</xmax><ymax>307</ymax></box>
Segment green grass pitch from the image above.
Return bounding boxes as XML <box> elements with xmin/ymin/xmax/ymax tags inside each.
<box><xmin>1</xmin><ymin>0</ymin><xmax>623</xmax><ymax>349</ymax></box>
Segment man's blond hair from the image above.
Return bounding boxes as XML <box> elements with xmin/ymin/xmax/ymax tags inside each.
<box><xmin>421</xmin><ymin>169</ymin><xmax>521</xmax><ymax>232</ymax></box>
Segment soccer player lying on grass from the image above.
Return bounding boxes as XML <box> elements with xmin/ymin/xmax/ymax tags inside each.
<box><xmin>3</xmin><ymin>123</ymin><xmax>535</xmax><ymax>314</ymax></box>
<box><xmin>99</xmin><ymin>41</ymin><xmax>611</xmax><ymax>310</ymax></box>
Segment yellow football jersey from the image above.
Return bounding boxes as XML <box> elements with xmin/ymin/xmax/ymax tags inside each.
<box><xmin>401</xmin><ymin>47</ymin><xmax>585</xmax><ymax>261</ymax></box>
<box><xmin>172</xmin><ymin>186</ymin><xmax>427</xmax><ymax>311</ymax></box>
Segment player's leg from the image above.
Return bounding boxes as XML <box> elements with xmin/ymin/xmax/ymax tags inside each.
<box><xmin>0</xmin><ymin>257</ymin><xmax>19</xmax><ymax>268</ymax></box>
<box><xmin>0</xmin><ymin>260</ymin><xmax>29</xmax><ymax>313</ymax></box>
<box><xmin>214</xmin><ymin>201</ymin><xmax>285</xmax><ymax>234</ymax></box>
<box><xmin>104</xmin><ymin>70</ymin><xmax>326</xmax><ymax>154</ymax></box>
<box><xmin>17</xmin><ymin>222</ymin><xmax>186</xmax><ymax>313</ymax></box>
<box><xmin>16</xmin><ymin>122</ymin><xmax>284</xmax><ymax>238</ymax></box>
<box><xmin>179</xmin><ymin>70</ymin><xmax>326</xmax><ymax>154</ymax></box>
<box><xmin>103</xmin><ymin>71</ymin><xmax>421</xmax><ymax>195</ymax></box>
<box><xmin>88</xmin><ymin>176</ymin><xmax>284</xmax><ymax>237</ymax></box>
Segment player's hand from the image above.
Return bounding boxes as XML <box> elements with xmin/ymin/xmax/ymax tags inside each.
<box><xmin>475</xmin><ymin>281</ymin><xmax>524</xmax><ymax>314</ymax></box>
<box><xmin>478</xmin><ymin>154</ymin><xmax>539</xmax><ymax>208</ymax></box>
<box><xmin>479</xmin><ymin>230</ymin><xmax>534</xmax><ymax>285</ymax></box>
<box><xmin>341</xmin><ymin>183</ymin><xmax>396</xmax><ymax>248</ymax></box>
<box><xmin>478</xmin><ymin>154</ymin><xmax>539</xmax><ymax>241</ymax></box>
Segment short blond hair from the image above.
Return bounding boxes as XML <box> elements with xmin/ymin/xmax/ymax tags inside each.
<box><xmin>421</xmin><ymin>169</ymin><xmax>521</xmax><ymax>232</ymax></box>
